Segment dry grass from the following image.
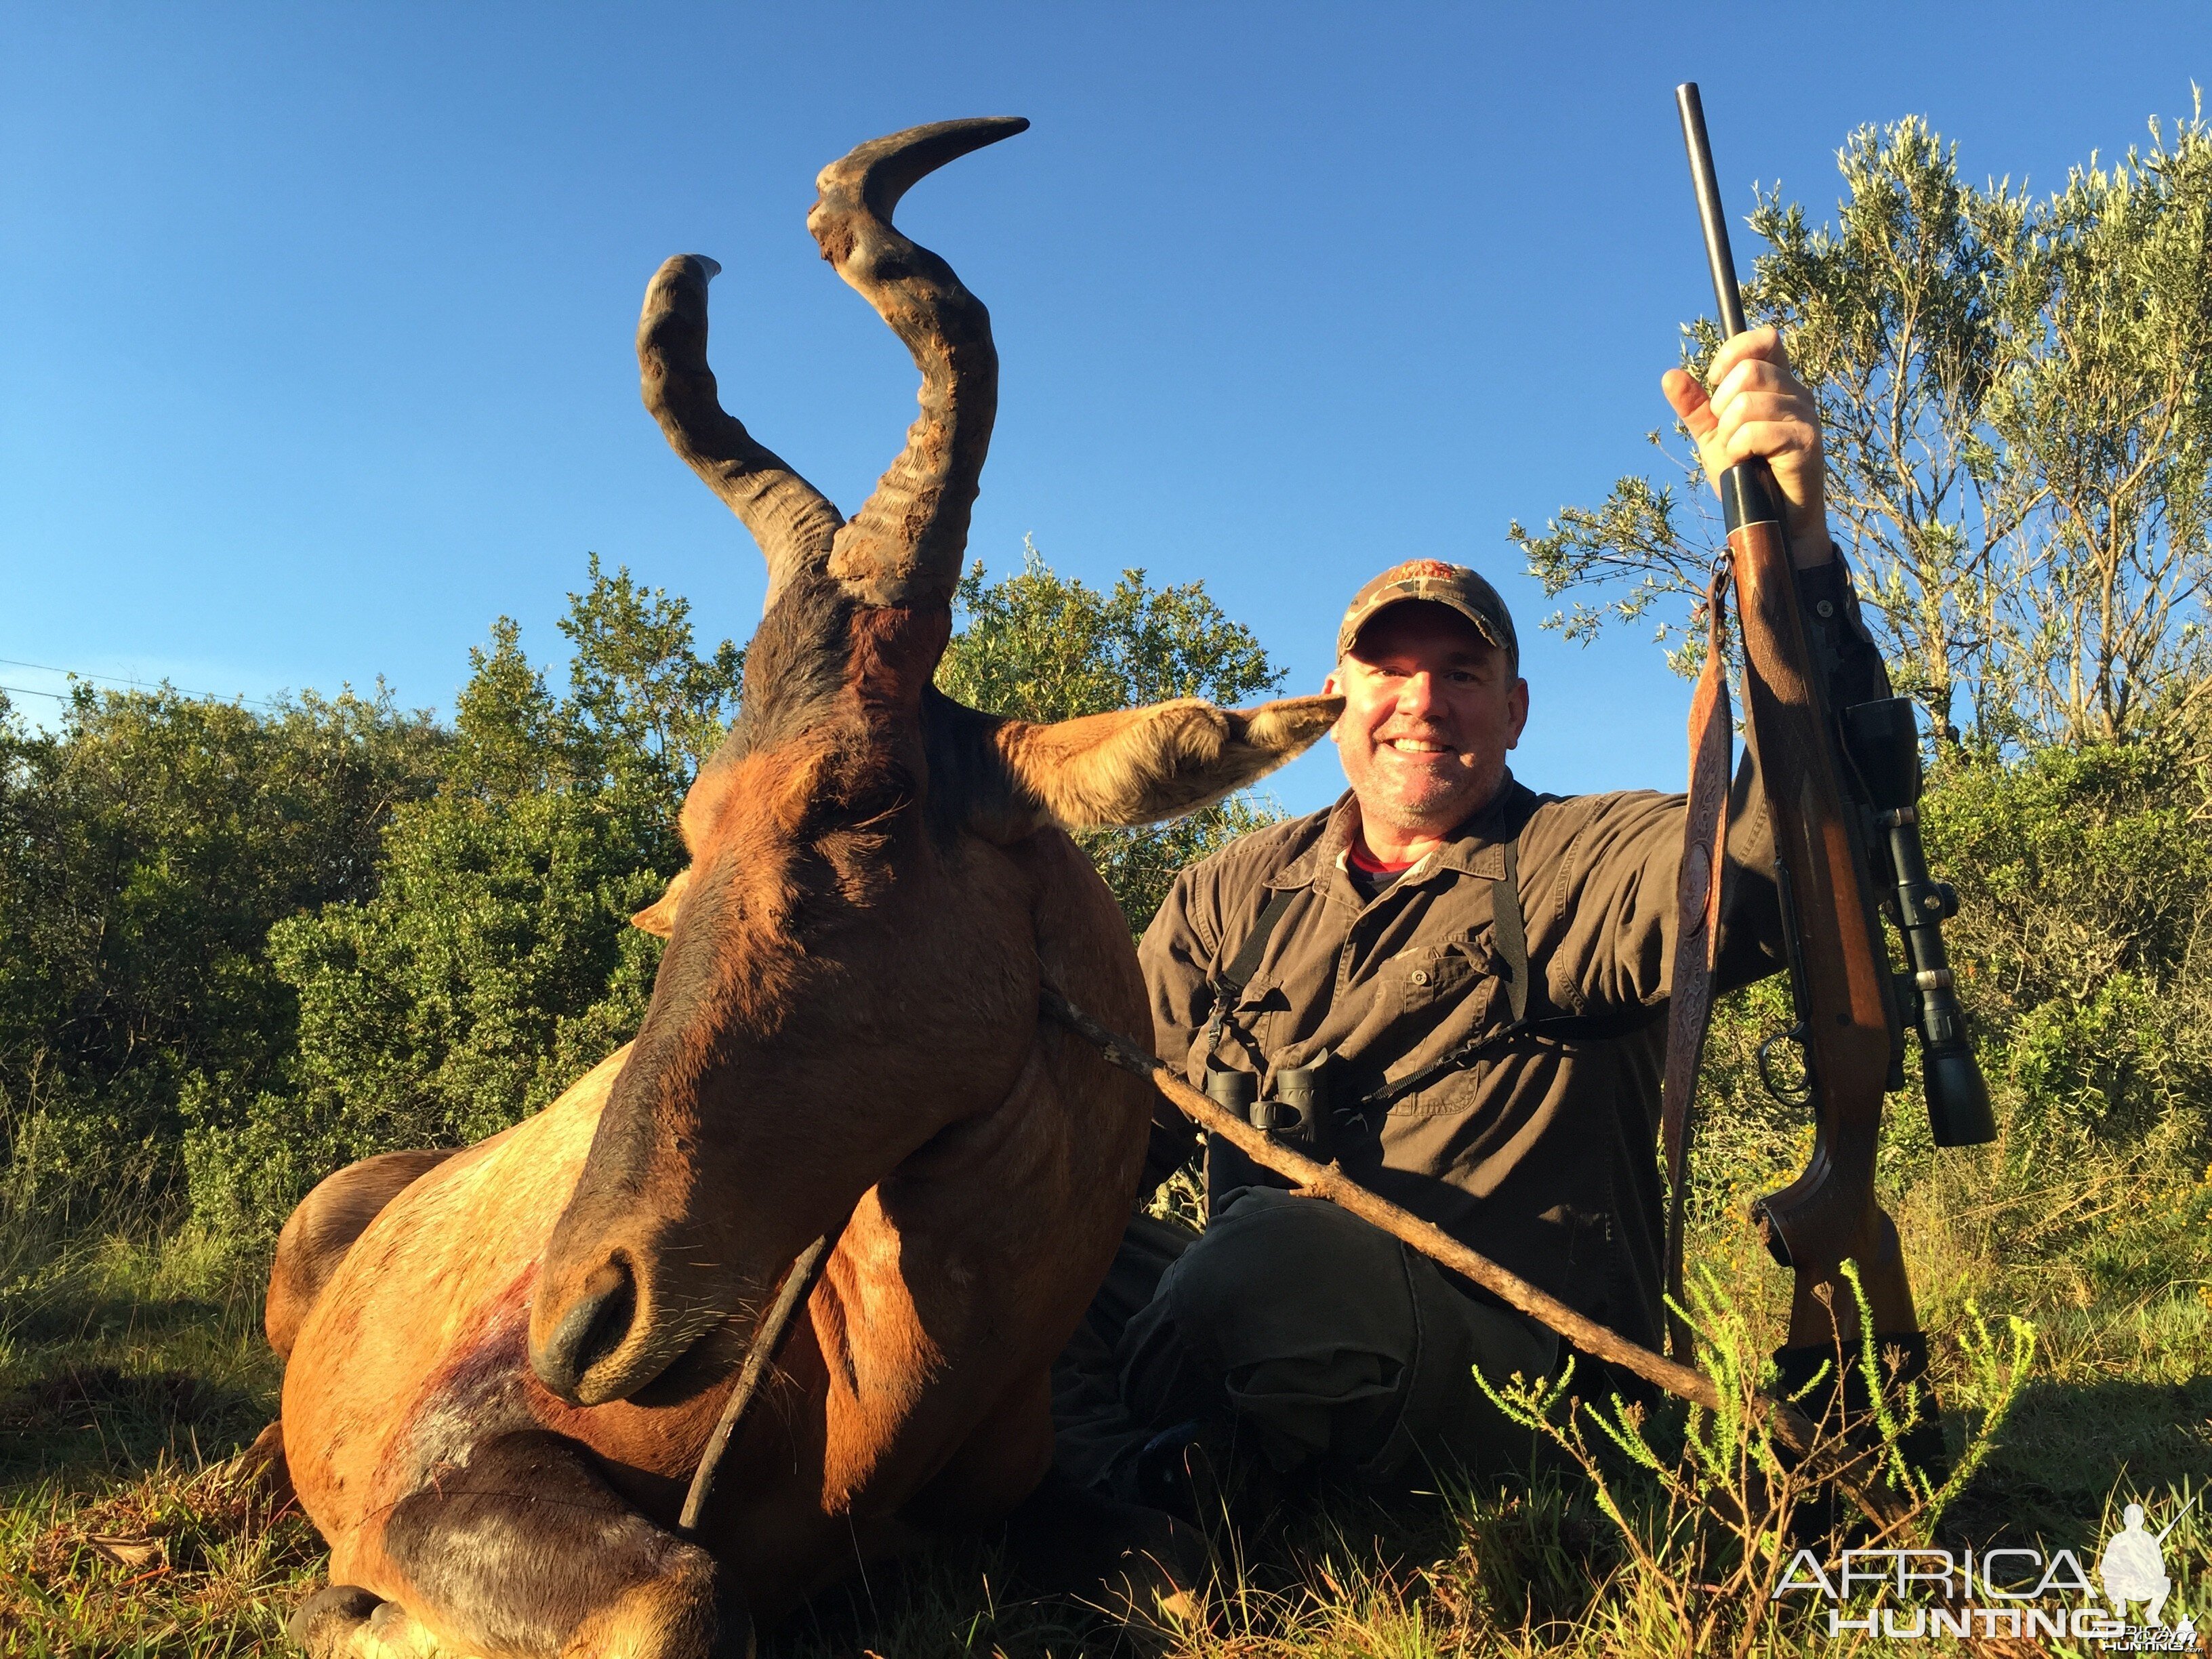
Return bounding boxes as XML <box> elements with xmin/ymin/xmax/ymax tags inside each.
<box><xmin>0</xmin><ymin>1221</ymin><xmax>321</xmax><ymax>1654</ymax></box>
<box><xmin>1</xmin><ymin>1454</ymin><xmax>320</xmax><ymax>1654</ymax></box>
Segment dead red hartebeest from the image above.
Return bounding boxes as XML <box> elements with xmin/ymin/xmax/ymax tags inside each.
<box><xmin>270</xmin><ymin>117</ymin><xmax>1338</xmax><ymax>1657</ymax></box>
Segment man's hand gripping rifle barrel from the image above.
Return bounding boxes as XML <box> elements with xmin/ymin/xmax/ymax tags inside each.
<box><xmin>1673</xmin><ymin>85</ymin><xmax>1996</xmax><ymax>1473</ymax></box>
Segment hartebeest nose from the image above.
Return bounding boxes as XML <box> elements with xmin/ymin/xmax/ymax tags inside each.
<box><xmin>530</xmin><ymin>1256</ymin><xmax>636</xmax><ymax>1405</ymax></box>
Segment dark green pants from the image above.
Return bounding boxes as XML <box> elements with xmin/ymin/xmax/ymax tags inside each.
<box><xmin>1052</xmin><ymin>1187</ymin><xmax>1557</xmax><ymax>1493</ymax></box>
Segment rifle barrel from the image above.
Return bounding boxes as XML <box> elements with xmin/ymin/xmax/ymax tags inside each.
<box><xmin>1675</xmin><ymin>83</ymin><xmax>1748</xmax><ymax>339</ymax></box>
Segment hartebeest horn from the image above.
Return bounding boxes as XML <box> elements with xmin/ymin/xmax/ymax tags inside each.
<box><xmin>639</xmin><ymin>255</ymin><xmax>846</xmax><ymax>607</ymax></box>
<box><xmin>811</xmin><ymin>116</ymin><xmax>1028</xmax><ymax>607</ymax></box>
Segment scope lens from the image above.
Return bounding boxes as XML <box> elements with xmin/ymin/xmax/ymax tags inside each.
<box><xmin>1923</xmin><ymin>1046</ymin><xmax>1996</xmax><ymax>1147</ymax></box>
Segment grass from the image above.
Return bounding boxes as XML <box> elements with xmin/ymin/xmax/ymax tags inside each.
<box><xmin>2</xmin><ymin>1130</ymin><xmax>2207</xmax><ymax>1656</ymax></box>
<box><xmin>0</xmin><ymin>1220</ymin><xmax>323</xmax><ymax>1652</ymax></box>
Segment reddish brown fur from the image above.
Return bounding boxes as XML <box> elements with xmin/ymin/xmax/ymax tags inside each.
<box><xmin>266</xmin><ymin>1149</ymin><xmax>455</xmax><ymax>1361</ymax></box>
<box><xmin>279</xmin><ymin>781</ymin><xmax>1160</xmax><ymax>1631</ymax></box>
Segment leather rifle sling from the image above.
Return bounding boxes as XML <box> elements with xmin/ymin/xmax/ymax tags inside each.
<box><xmin>1660</xmin><ymin>559</ymin><xmax>1735</xmax><ymax>1362</ymax></box>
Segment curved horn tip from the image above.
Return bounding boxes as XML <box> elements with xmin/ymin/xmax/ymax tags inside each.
<box><xmin>815</xmin><ymin>116</ymin><xmax>1030</xmax><ymax>214</ymax></box>
<box><xmin>645</xmin><ymin>253</ymin><xmax>722</xmax><ymax>298</ymax></box>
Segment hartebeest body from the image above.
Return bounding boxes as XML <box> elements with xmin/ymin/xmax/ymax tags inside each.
<box><xmin>274</xmin><ymin>119</ymin><xmax>1337</xmax><ymax>1657</ymax></box>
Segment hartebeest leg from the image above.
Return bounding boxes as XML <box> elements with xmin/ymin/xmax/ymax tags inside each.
<box><xmin>300</xmin><ymin>1431</ymin><xmax>751</xmax><ymax>1659</ymax></box>
<box><xmin>289</xmin><ymin>1584</ymin><xmax>384</xmax><ymax>1656</ymax></box>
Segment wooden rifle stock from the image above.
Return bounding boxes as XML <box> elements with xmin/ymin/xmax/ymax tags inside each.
<box><xmin>1725</xmin><ymin>477</ymin><xmax>1918</xmax><ymax>1346</ymax></box>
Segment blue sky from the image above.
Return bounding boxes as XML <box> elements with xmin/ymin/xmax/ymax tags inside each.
<box><xmin>3</xmin><ymin>2</ymin><xmax>2205</xmax><ymax>814</ymax></box>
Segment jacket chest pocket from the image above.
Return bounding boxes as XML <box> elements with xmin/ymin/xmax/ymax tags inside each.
<box><xmin>1387</xmin><ymin>933</ymin><xmax>1509</xmax><ymax>1119</ymax></box>
<box><xmin>1207</xmin><ymin>975</ymin><xmax>1288</xmax><ymax>1069</ymax></box>
<box><xmin>1398</xmin><ymin>933</ymin><xmax>1496</xmax><ymax>1016</ymax></box>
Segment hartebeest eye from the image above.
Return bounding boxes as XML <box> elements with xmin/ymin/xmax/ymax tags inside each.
<box><xmin>797</xmin><ymin>758</ymin><xmax>915</xmax><ymax>839</ymax></box>
<box><xmin>842</xmin><ymin>774</ymin><xmax>914</xmax><ymax>833</ymax></box>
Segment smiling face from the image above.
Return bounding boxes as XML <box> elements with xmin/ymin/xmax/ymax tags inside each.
<box><xmin>1324</xmin><ymin>601</ymin><xmax>1529</xmax><ymax>859</ymax></box>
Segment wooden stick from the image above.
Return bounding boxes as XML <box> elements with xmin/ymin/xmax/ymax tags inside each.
<box><xmin>1040</xmin><ymin>985</ymin><xmax>1887</xmax><ymax>1500</ymax></box>
<box><xmin>678</xmin><ymin>1231</ymin><xmax>835</xmax><ymax>1536</ymax></box>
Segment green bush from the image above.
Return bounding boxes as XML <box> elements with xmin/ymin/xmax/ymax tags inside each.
<box><xmin>0</xmin><ymin>684</ymin><xmax>442</xmax><ymax>1225</ymax></box>
<box><xmin>187</xmin><ymin>560</ymin><xmax>741</xmax><ymax>1231</ymax></box>
<box><xmin>169</xmin><ymin>546</ymin><xmax>1286</xmax><ymax>1233</ymax></box>
<box><xmin>1925</xmin><ymin>739</ymin><xmax>2212</xmax><ymax>1153</ymax></box>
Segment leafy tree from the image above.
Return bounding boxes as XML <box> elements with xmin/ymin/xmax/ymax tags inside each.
<box><xmin>1514</xmin><ymin>102</ymin><xmax>2212</xmax><ymax>752</ymax></box>
<box><xmin>0</xmin><ymin>683</ymin><xmax>443</xmax><ymax>1218</ymax></box>
<box><xmin>225</xmin><ymin>561</ymin><xmax>744</xmax><ymax>1226</ymax></box>
<box><xmin>1507</xmin><ymin>103</ymin><xmax>2212</xmax><ymax>1193</ymax></box>
<box><xmin>937</xmin><ymin>541</ymin><xmax>1288</xmax><ymax>932</ymax></box>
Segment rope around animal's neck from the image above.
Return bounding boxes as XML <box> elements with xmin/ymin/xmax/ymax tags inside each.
<box><xmin>679</xmin><ymin>1231</ymin><xmax>836</xmax><ymax>1536</ymax></box>
<box><xmin>1038</xmin><ymin>984</ymin><xmax>1909</xmax><ymax>1528</ymax></box>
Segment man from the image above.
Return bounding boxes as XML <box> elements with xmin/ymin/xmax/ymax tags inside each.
<box><xmin>1054</xmin><ymin>327</ymin><xmax>1891</xmax><ymax>1499</ymax></box>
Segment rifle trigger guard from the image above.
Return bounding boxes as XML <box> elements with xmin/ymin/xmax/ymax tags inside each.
<box><xmin>1757</xmin><ymin>1021</ymin><xmax>1813</xmax><ymax>1107</ymax></box>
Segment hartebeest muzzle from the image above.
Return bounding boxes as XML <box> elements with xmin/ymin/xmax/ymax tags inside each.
<box><xmin>532</xmin><ymin>1254</ymin><xmax>639</xmax><ymax>1404</ymax></box>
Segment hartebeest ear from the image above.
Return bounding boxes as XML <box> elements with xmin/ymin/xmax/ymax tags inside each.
<box><xmin>965</xmin><ymin>694</ymin><xmax>1343</xmax><ymax>840</ymax></box>
<box><xmin>630</xmin><ymin>868</ymin><xmax>693</xmax><ymax>939</ymax></box>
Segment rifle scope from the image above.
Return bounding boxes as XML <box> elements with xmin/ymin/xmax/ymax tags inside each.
<box><xmin>1838</xmin><ymin>697</ymin><xmax>1997</xmax><ymax>1147</ymax></box>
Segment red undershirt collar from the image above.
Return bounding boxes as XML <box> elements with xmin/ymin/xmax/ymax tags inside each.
<box><xmin>1347</xmin><ymin>843</ymin><xmax>1419</xmax><ymax>876</ymax></box>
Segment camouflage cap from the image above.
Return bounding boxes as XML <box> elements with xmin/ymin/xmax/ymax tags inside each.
<box><xmin>1336</xmin><ymin>559</ymin><xmax>1519</xmax><ymax>668</ymax></box>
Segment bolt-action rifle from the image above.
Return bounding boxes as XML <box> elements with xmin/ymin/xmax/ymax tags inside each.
<box><xmin>1671</xmin><ymin>85</ymin><xmax>1996</xmax><ymax>1467</ymax></box>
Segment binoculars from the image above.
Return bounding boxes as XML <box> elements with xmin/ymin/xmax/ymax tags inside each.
<box><xmin>1837</xmin><ymin>697</ymin><xmax>1997</xmax><ymax>1147</ymax></box>
<box><xmin>1202</xmin><ymin>1053</ymin><xmax>1332</xmax><ymax>1214</ymax></box>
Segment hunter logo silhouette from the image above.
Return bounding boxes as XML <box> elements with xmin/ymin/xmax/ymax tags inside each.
<box><xmin>2100</xmin><ymin>1495</ymin><xmax>2195</xmax><ymax>1627</ymax></box>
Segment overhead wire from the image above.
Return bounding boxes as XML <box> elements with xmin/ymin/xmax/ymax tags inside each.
<box><xmin>0</xmin><ymin>656</ymin><xmax>282</xmax><ymax>711</ymax></box>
